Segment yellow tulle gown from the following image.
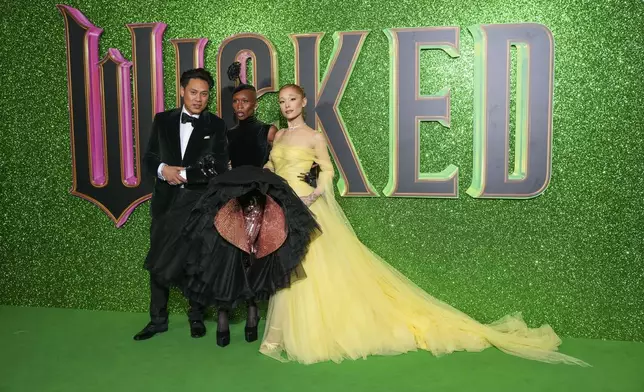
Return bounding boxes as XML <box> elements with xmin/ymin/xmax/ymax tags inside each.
<box><xmin>259</xmin><ymin>133</ymin><xmax>588</xmax><ymax>366</ymax></box>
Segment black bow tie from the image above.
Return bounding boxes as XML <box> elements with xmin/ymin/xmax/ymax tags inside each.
<box><xmin>181</xmin><ymin>112</ymin><xmax>197</xmax><ymax>124</ymax></box>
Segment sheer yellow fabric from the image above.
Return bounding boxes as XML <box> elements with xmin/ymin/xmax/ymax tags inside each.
<box><xmin>260</xmin><ymin>133</ymin><xmax>588</xmax><ymax>367</ymax></box>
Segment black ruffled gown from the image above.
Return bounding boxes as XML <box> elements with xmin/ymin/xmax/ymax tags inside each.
<box><xmin>146</xmin><ymin>116</ymin><xmax>319</xmax><ymax>309</ymax></box>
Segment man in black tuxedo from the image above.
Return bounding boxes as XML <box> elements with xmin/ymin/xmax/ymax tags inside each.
<box><xmin>134</xmin><ymin>68</ymin><xmax>229</xmax><ymax>341</ymax></box>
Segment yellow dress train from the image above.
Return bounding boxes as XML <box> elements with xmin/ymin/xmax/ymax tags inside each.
<box><xmin>259</xmin><ymin>137</ymin><xmax>588</xmax><ymax>366</ymax></box>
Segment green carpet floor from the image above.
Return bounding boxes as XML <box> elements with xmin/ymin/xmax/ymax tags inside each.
<box><xmin>1</xmin><ymin>306</ymin><xmax>642</xmax><ymax>392</ymax></box>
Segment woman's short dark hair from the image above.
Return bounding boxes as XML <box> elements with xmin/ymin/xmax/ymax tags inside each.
<box><xmin>232</xmin><ymin>84</ymin><xmax>257</xmax><ymax>96</ymax></box>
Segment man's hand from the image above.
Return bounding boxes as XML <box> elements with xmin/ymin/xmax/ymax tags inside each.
<box><xmin>162</xmin><ymin>165</ymin><xmax>187</xmax><ymax>185</ymax></box>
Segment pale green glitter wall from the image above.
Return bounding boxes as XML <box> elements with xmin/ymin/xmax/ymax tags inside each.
<box><xmin>0</xmin><ymin>0</ymin><xmax>642</xmax><ymax>340</ymax></box>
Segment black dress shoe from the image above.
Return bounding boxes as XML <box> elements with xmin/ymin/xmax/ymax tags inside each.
<box><xmin>190</xmin><ymin>320</ymin><xmax>206</xmax><ymax>338</ymax></box>
<box><xmin>133</xmin><ymin>323</ymin><xmax>168</xmax><ymax>341</ymax></box>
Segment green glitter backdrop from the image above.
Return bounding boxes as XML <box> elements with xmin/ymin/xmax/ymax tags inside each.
<box><xmin>0</xmin><ymin>0</ymin><xmax>642</xmax><ymax>341</ymax></box>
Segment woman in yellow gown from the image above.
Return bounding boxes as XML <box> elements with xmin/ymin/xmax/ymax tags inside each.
<box><xmin>259</xmin><ymin>84</ymin><xmax>588</xmax><ymax>366</ymax></box>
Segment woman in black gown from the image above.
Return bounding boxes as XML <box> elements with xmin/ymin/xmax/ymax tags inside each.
<box><xmin>214</xmin><ymin>69</ymin><xmax>320</xmax><ymax>346</ymax></box>
<box><xmin>217</xmin><ymin>78</ymin><xmax>319</xmax><ymax>346</ymax></box>
<box><xmin>218</xmin><ymin>81</ymin><xmax>278</xmax><ymax>344</ymax></box>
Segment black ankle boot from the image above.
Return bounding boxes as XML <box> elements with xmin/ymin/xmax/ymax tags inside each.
<box><xmin>245</xmin><ymin>303</ymin><xmax>260</xmax><ymax>343</ymax></box>
<box><xmin>217</xmin><ymin>310</ymin><xmax>230</xmax><ymax>347</ymax></box>
<box><xmin>245</xmin><ymin>323</ymin><xmax>259</xmax><ymax>342</ymax></box>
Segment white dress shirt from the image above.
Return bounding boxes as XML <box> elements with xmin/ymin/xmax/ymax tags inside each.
<box><xmin>157</xmin><ymin>106</ymin><xmax>199</xmax><ymax>183</ymax></box>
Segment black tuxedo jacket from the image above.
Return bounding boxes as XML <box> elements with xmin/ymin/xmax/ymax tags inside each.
<box><xmin>143</xmin><ymin>108</ymin><xmax>229</xmax><ymax>218</ymax></box>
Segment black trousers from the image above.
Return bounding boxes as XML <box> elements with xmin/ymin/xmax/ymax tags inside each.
<box><xmin>147</xmin><ymin>188</ymin><xmax>207</xmax><ymax>326</ymax></box>
<box><xmin>149</xmin><ymin>274</ymin><xmax>205</xmax><ymax>326</ymax></box>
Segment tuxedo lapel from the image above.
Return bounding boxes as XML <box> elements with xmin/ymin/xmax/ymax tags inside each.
<box><xmin>166</xmin><ymin>109</ymin><xmax>182</xmax><ymax>162</ymax></box>
<box><xmin>182</xmin><ymin>111</ymin><xmax>210</xmax><ymax>163</ymax></box>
